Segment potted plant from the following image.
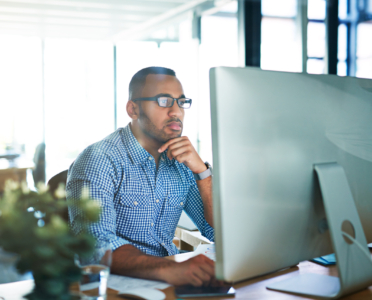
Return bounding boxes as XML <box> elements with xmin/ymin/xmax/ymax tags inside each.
<box><xmin>0</xmin><ymin>181</ymin><xmax>100</xmax><ymax>300</ymax></box>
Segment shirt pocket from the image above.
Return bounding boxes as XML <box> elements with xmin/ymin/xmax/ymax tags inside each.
<box><xmin>167</xmin><ymin>194</ymin><xmax>186</xmax><ymax>209</ymax></box>
<box><xmin>119</xmin><ymin>193</ymin><xmax>150</xmax><ymax>208</ymax></box>
<box><xmin>116</xmin><ymin>193</ymin><xmax>152</xmax><ymax>238</ymax></box>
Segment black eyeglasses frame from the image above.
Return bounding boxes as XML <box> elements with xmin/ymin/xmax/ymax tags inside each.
<box><xmin>132</xmin><ymin>96</ymin><xmax>192</xmax><ymax>109</ymax></box>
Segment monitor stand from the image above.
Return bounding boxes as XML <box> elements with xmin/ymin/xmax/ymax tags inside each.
<box><xmin>267</xmin><ymin>163</ymin><xmax>372</xmax><ymax>299</ymax></box>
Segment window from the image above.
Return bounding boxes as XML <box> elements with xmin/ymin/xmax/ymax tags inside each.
<box><xmin>356</xmin><ymin>21</ymin><xmax>372</xmax><ymax>79</ymax></box>
<box><xmin>198</xmin><ymin>9</ymin><xmax>239</xmax><ymax>163</ymax></box>
<box><xmin>261</xmin><ymin>17</ymin><xmax>300</xmax><ymax>72</ymax></box>
<box><xmin>44</xmin><ymin>39</ymin><xmax>114</xmax><ymax>179</ymax></box>
<box><xmin>308</xmin><ymin>0</ymin><xmax>326</xmax><ymax>20</ymax></box>
<box><xmin>340</xmin><ymin>0</ymin><xmax>372</xmax><ymax>77</ymax></box>
<box><xmin>261</xmin><ymin>0</ymin><xmax>301</xmax><ymax>73</ymax></box>
<box><xmin>262</xmin><ymin>0</ymin><xmax>297</xmax><ymax>17</ymax></box>
<box><xmin>0</xmin><ymin>35</ymin><xmax>43</xmax><ymax>165</ymax></box>
<box><xmin>116</xmin><ymin>41</ymin><xmax>160</xmax><ymax>129</ymax></box>
<box><xmin>307</xmin><ymin>0</ymin><xmax>326</xmax><ymax>74</ymax></box>
<box><xmin>307</xmin><ymin>21</ymin><xmax>326</xmax><ymax>74</ymax></box>
<box><xmin>338</xmin><ymin>23</ymin><xmax>348</xmax><ymax>76</ymax></box>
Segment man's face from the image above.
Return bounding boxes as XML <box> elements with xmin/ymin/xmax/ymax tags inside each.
<box><xmin>136</xmin><ymin>74</ymin><xmax>185</xmax><ymax>143</ymax></box>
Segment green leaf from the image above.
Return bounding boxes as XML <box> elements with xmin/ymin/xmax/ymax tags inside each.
<box><xmin>34</xmin><ymin>245</ymin><xmax>55</xmax><ymax>258</ymax></box>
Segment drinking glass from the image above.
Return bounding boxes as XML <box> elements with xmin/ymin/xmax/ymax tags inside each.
<box><xmin>75</xmin><ymin>240</ymin><xmax>112</xmax><ymax>300</ymax></box>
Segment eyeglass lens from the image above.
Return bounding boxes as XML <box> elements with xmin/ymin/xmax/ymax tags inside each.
<box><xmin>158</xmin><ymin>97</ymin><xmax>191</xmax><ymax>108</ymax></box>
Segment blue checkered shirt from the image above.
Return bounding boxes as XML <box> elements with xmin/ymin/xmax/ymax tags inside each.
<box><xmin>66</xmin><ymin>124</ymin><xmax>214</xmax><ymax>257</ymax></box>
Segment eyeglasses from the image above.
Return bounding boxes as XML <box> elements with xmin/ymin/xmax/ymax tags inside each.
<box><xmin>132</xmin><ymin>96</ymin><xmax>192</xmax><ymax>109</ymax></box>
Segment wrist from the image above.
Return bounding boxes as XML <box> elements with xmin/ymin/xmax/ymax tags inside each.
<box><xmin>157</xmin><ymin>260</ymin><xmax>176</xmax><ymax>282</ymax></box>
<box><xmin>192</xmin><ymin>163</ymin><xmax>208</xmax><ymax>174</ymax></box>
<box><xmin>193</xmin><ymin>162</ymin><xmax>212</xmax><ymax>181</ymax></box>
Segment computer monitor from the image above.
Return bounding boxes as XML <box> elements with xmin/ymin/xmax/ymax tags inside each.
<box><xmin>209</xmin><ymin>67</ymin><xmax>372</xmax><ymax>298</ymax></box>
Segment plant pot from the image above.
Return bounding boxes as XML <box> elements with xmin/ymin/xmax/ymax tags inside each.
<box><xmin>26</xmin><ymin>276</ymin><xmax>72</xmax><ymax>300</ymax></box>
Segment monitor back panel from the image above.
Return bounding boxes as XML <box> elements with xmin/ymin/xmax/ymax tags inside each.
<box><xmin>209</xmin><ymin>67</ymin><xmax>372</xmax><ymax>282</ymax></box>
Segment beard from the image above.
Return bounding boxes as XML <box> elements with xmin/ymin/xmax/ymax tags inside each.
<box><xmin>138</xmin><ymin>105</ymin><xmax>183</xmax><ymax>143</ymax></box>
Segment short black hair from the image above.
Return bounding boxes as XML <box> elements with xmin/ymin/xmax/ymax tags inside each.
<box><xmin>128</xmin><ymin>66</ymin><xmax>176</xmax><ymax>100</ymax></box>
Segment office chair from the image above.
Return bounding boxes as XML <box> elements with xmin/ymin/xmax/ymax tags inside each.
<box><xmin>47</xmin><ymin>169</ymin><xmax>69</xmax><ymax>222</ymax></box>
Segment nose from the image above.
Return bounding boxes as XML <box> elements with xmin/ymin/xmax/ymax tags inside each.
<box><xmin>168</xmin><ymin>100</ymin><xmax>183</xmax><ymax>118</ymax></box>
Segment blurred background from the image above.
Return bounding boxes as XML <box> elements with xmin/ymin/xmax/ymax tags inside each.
<box><xmin>0</xmin><ymin>0</ymin><xmax>371</xmax><ymax>189</ymax></box>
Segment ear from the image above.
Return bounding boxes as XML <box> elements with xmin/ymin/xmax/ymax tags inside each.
<box><xmin>127</xmin><ymin>101</ymin><xmax>139</xmax><ymax>120</ymax></box>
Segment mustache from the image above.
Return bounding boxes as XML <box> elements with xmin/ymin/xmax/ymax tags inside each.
<box><xmin>165</xmin><ymin>118</ymin><xmax>183</xmax><ymax>126</ymax></box>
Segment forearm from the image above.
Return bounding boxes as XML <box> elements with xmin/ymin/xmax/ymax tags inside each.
<box><xmin>111</xmin><ymin>244</ymin><xmax>176</xmax><ymax>281</ymax></box>
<box><xmin>158</xmin><ymin>136</ymin><xmax>214</xmax><ymax>227</ymax></box>
<box><xmin>196</xmin><ymin>176</ymin><xmax>213</xmax><ymax>227</ymax></box>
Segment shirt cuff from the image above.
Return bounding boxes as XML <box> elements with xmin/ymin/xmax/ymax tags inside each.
<box><xmin>110</xmin><ymin>236</ymin><xmax>131</xmax><ymax>251</ymax></box>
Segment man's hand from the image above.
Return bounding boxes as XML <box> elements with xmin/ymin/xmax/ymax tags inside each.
<box><xmin>113</xmin><ymin>245</ymin><xmax>220</xmax><ymax>287</ymax></box>
<box><xmin>160</xmin><ymin>254</ymin><xmax>217</xmax><ymax>286</ymax></box>
<box><xmin>158</xmin><ymin>136</ymin><xmax>206</xmax><ymax>174</ymax></box>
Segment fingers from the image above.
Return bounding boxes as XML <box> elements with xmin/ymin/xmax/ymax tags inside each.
<box><xmin>167</xmin><ymin>140</ymin><xmax>191</xmax><ymax>157</ymax></box>
<box><xmin>188</xmin><ymin>255</ymin><xmax>215</xmax><ymax>286</ymax></box>
<box><xmin>171</xmin><ymin>254</ymin><xmax>216</xmax><ymax>287</ymax></box>
<box><xmin>170</xmin><ymin>151</ymin><xmax>191</xmax><ymax>164</ymax></box>
<box><xmin>191</xmin><ymin>269</ymin><xmax>212</xmax><ymax>286</ymax></box>
<box><xmin>166</xmin><ymin>141</ymin><xmax>193</xmax><ymax>161</ymax></box>
<box><xmin>199</xmin><ymin>254</ymin><xmax>215</xmax><ymax>267</ymax></box>
<box><xmin>199</xmin><ymin>259</ymin><xmax>215</xmax><ymax>276</ymax></box>
<box><xmin>158</xmin><ymin>136</ymin><xmax>189</xmax><ymax>153</ymax></box>
<box><xmin>210</xmin><ymin>278</ymin><xmax>225</xmax><ymax>287</ymax></box>
<box><xmin>189</xmin><ymin>274</ymin><xmax>204</xmax><ymax>286</ymax></box>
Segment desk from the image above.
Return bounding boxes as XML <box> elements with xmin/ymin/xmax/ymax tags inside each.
<box><xmin>1</xmin><ymin>252</ymin><xmax>372</xmax><ymax>300</ymax></box>
<box><xmin>0</xmin><ymin>159</ymin><xmax>33</xmax><ymax>193</ymax></box>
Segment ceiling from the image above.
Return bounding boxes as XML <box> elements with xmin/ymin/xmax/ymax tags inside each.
<box><xmin>0</xmin><ymin>0</ymin><xmax>232</xmax><ymax>41</ymax></box>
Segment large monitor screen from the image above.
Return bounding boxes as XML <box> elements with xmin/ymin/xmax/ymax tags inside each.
<box><xmin>210</xmin><ymin>67</ymin><xmax>372</xmax><ymax>283</ymax></box>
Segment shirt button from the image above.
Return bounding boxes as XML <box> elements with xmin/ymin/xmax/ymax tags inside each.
<box><xmin>133</xmin><ymin>201</ymin><xmax>138</xmax><ymax>206</ymax></box>
<box><xmin>156</xmin><ymin>199</ymin><xmax>159</xmax><ymax>203</ymax></box>
<box><xmin>148</xmin><ymin>157</ymin><xmax>153</xmax><ymax>160</ymax></box>
<box><xmin>151</xmin><ymin>223</ymin><xmax>154</xmax><ymax>226</ymax></box>
<box><xmin>180</xmin><ymin>202</ymin><xmax>184</xmax><ymax>206</ymax></box>
<box><xmin>162</xmin><ymin>243</ymin><xmax>165</xmax><ymax>246</ymax></box>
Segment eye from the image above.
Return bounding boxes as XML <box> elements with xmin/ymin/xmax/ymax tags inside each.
<box><xmin>178</xmin><ymin>98</ymin><xmax>191</xmax><ymax>108</ymax></box>
<box><xmin>158</xmin><ymin>97</ymin><xmax>168</xmax><ymax>106</ymax></box>
<box><xmin>178</xmin><ymin>98</ymin><xmax>186</xmax><ymax>106</ymax></box>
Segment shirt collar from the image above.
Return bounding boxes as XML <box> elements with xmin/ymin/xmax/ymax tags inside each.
<box><xmin>122</xmin><ymin>124</ymin><xmax>175</xmax><ymax>166</ymax></box>
<box><xmin>122</xmin><ymin>124</ymin><xmax>150</xmax><ymax>165</ymax></box>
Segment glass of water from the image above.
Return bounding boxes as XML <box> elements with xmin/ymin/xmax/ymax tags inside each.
<box><xmin>75</xmin><ymin>240</ymin><xmax>112</xmax><ymax>300</ymax></box>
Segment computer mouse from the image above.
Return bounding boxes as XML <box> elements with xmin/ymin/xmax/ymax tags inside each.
<box><xmin>118</xmin><ymin>287</ymin><xmax>166</xmax><ymax>300</ymax></box>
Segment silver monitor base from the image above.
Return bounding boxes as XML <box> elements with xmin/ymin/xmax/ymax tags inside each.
<box><xmin>267</xmin><ymin>163</ymin><xmax>372</xmax><ymax>299</ymax></box>
<box><xmin>268</xmin><ymin>273</ymin><xmax>340</xmax><ymax>298</ymax></box>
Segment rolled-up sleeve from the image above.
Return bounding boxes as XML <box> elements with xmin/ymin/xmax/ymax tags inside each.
<box><xmin>183</xmin><ymin>182</ymin><xmax>214</xmax><ymax>242</ymax></box>
<box><xmin>66</xmin><ymin>144</ymin><xmax>130</xmax><ymax>251</ymax></box>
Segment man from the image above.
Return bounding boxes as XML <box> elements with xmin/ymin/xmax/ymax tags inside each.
<box><xmin>67</xmin><ymin>67</ymin><xmax>215</xmax><ymax>286</ymax></box>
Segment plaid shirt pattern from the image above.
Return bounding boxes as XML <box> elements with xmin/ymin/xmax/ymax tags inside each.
<box><xmin>66</xmin><ymin>124</ymin><xmax>214</xmax><ymax>256</ymax></box>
